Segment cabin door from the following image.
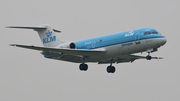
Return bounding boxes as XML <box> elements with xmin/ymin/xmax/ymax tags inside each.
<box><xmin>135</xmin><ymin>33</ymin><xmax>141</xmax><ymax>44</ymax></box>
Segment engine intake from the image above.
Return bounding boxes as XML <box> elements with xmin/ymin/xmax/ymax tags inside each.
<box><xmin>70</xmin><ymin>42</ymin><xmax>76</xmax><ymax>49</ymax></box>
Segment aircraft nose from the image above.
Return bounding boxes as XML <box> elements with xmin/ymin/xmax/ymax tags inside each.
<box><xmin>160</xmin><ymin>37</ymin><xmax>167</xmax><ymax>46</ymax></box>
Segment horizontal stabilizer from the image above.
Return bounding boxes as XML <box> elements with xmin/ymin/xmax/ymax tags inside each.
<box><xmin>6</xmin><ymin>26</ymin><xmax>61</xmax><ymax>33</ymax></box>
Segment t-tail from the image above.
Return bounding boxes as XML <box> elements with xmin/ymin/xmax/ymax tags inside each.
<box><xmin>6</xmin><ymin>24</ymin><xmax>61</xmax><ymax>47</ymax></box>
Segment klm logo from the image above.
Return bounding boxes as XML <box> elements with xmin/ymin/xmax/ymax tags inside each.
<box><xmin>46</xmin><ymin>30</ymin><xmax>52</xmax><ymax>37</ymax></box>
<box><xmin>43</xmin><ymin>31</ymin><xmax>56</xmax><ymax>44</ymax></box>
<box><xmin>125</xmin><ymin>31</ymin><xmax>134</xmax><ymax>37</ymax></box>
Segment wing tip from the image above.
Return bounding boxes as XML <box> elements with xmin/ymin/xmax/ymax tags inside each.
<box><xmin>5</xmin><ymin>26</ymin><xmax>11</xmax><ymax>28</ymax></box>
<box><xmin>10</xmin><ymin>44</ymin><xmax>15</xmax><ymax>46</ymax></box>
<box><xmin>10</xmin><ymin>44</ymin><xmax>17</xmax><ymax>47</ymax></box>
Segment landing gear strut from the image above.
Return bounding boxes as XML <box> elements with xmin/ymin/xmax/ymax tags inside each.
<box><xmin>146</xmin><ymin>52</ymin><xmax>152</xmax><ymax>60</ymax></box>
<box><xmin>79</xmin><ymin>57</ymin><xmax>88</xmax><ymax>71</ymax></box>
<box><xmin>106</xmin><ymin>58</ymin><xmax>116</xmax><ymax>73</ymax></box>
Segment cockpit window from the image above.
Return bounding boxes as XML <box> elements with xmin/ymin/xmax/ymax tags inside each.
<box><xmin>144</xmin><ymin>31</ymin><xmax>151</xmax><ymax>35</ymax></box>
<box><xmin>151</xmin><ymin>31</ymin><xmax>158</xmax><ymax>34</ymax></box>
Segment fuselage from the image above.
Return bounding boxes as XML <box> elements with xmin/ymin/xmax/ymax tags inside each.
<box><xmin>59</xmin><ymin>28</ymin><xmax>166</xmax><ymax>62</ymax></box>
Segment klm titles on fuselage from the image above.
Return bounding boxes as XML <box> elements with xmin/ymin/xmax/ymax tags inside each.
<box><xmin>43</xmin><ymin>31</ymin><xmax>56</xmax><ymax>44</ymax></box>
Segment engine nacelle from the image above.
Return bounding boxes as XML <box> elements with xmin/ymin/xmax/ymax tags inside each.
<box><xmin>69</xmin><ymin>43</ymin><xmax>76</xmax><ymax>49</ymax></box>
<box><xmin>60</xmin><ymin>42</ymin><xmax>76</xmax><ymax>49</ymax></box>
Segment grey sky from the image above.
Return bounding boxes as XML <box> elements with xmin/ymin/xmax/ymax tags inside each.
<box><xmin>0</xmin><ymin>0</ymin><xmax>179</xmax><ymax>101</ymax></box>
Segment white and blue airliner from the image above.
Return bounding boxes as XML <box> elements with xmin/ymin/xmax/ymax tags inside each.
<box><xmin>7</xmin><ymin>24</ymin><xmax>167</xmax><ymax>73</ymax></box>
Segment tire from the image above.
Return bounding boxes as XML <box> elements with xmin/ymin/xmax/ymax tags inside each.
<box><xmin>84</xmin><ymin>64</ymin><xmax>88</xmax><ymax>71</ymax></box>
<box><xmin>79</xmin><ymin>64</ymin><xmax>84</xmax><ymax>71</ymax></box>
<box><xmin>106</xmin><ymin>66</ymin><xmax>111</xmax><ymax>73</ymax></box>
<box><xmin>111</xmin><ymin>66</ymin><xmax>116</xmax><ymax>73</ymax></box>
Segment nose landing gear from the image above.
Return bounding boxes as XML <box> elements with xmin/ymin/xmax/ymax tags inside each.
<box><xmin>146</xmin><ymin>52</ymin><xmax>152</xmax><ymax>60</ymax></box>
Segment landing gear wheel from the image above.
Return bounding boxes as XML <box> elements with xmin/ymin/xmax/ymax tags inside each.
<box><xmin>111</xmin><ymin>66</ymin><xmax>116</xmax><ymax>73</ymax></box>
<box><xmin>106</xmin><ymin>66</ymin><xmax>116</xmax><ymax>73</ymax></box>
<box><xmin>79</xmin><ymin>64</ymin><xmax>84</xmax><ymax>70</ymax></box>
<box><xmin>107</xmin><ymin>66</ymin><xmax>111</xmax><ymax>73</ymax></box>
<box><xmin>83</xmin><ymin>64</ymin><xmax>88</xmax><ymax>71</ymax></box>
<box><xmin>79</xmin><ymin>63</ymin><xmax>88</xmax><ymax>71</ymax></box>
<box><xmin>146</xmin><ymin>55</ymin><xmax>152</xmax><ymax>60</ymax></box>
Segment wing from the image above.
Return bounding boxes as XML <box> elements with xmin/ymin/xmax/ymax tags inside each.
<box><xmin>98</xmin><ymin>54</ymin><xmax>163</xmax><ymax>64</ymax></box>
<box><xmin>10</xmin><ymin>44</ymin><xmax>162</xmax><ymax>64</ymax></box>
<box><xmin>10</xmin><ymin>44</ymin><xmax>106</xmax><ymax>57</ymax></box>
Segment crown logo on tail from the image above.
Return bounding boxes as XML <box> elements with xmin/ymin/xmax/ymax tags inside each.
<box><xmin>46</xmin><ymin>31</ymin><xmax>52</xmax><ymax>37</ymax></box>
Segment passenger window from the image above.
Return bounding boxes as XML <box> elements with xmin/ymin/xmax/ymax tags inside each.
<box><xmin>144</xmin><ymin>31</ymin><xmax>151</xmax><ymax>35</ymax></box>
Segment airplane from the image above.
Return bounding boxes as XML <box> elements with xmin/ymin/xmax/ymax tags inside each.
<box><xmin>7</xmin><ymin>24</ymin><xmax>167</xmax><ymax>73</ymax></box>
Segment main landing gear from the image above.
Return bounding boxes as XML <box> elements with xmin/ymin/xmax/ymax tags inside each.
<box><xmin>106</xmin><ymin>58</ymin><xmax>116</xmax><ymax>73</ymax></box>
<box><xmin>79</xmin><ymin>63</ymin><xmax>116</xmax><ymax>73</ymax></box>
<box><xmin>79</xmin><ymin>61</ymin><xmax>116</xmax><ymax>73</ymax></box>
<box><xmin>79</xmin><ymin>57</ymin><xmax>88</xmax><ymax>71</ymax></box>
<box><xmin>79</xmin><ymin>57</ymin><xmax>116</xmax><ymax>73</ymax></box>
<box><xmin>146</xmin><ymin>52</ymin><xmax>152</xmax><ymax>60</ymax></box>
<box><xmin>106</xmin><ymin>65</ymin><xmax>116</xmax><ymax>73</ymax></box>
<box><xmin>79</xmin><ymin>63</ymin><xmax>88</xmax><ymax>71</ymax></box>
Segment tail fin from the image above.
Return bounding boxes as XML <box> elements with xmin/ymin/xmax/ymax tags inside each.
<box><xmin>7</xmin><ymin>24</ymin><xmax>61</xmax><ymax>47</ymax></box>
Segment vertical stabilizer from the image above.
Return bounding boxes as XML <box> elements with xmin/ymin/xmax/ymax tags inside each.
<box><xmin>36</xmin><ymin>24</ymin><xmax>60</xmax><ymax>47</ymax></box>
